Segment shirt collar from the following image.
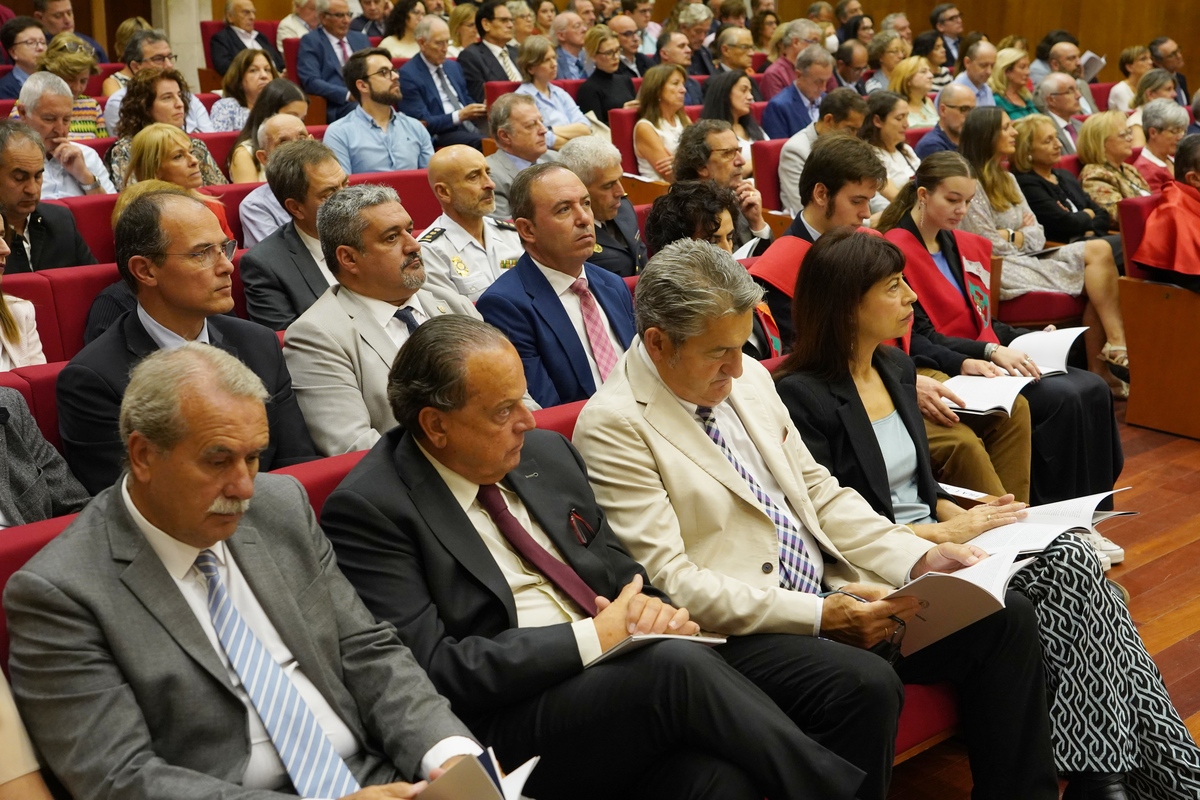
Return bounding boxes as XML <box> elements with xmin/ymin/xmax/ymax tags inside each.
<box><xmin>634</xmin><ymin>339</ymin><xmax>720</xmax><ymax>419</ymax></box>
<box><xmin>341</xmin><ymin>284</ymin><xmax>425</xmax><ymax>331</ymax></box>
<box><xmin>352</xmin><ymin>103</ymin><xmax>396</xmax><ymax>128</ymax></box>
<box><xmin>324</xmin><ymin>27</ymin><xmax>348</xmax><ymax>48</ymax></box>
<box><xmin>233</xmin><ymin>25</ymin><xmax>258</xmax><ymax>44</ymax></box>
<box><xmin>531</xmin><ymin>256</ymin><xmax>583</xmax><ymax>296</ymax></box>
<box><xmin>136</xmin><ymin>303</ymin><xmax>211</xmax><ymax>350</ymax></box>
<box><xmin>483</xmin><ymin>40</ymin><xmax>507</xmax><ymax>59</ymax></box>
<box><xmin>1142</xmin><ymin>149</ymin><xmax>1170</xmax><ymax>168</ymax></box>
<box><xmin>437</xmin><ymin>212</ymin><xmax>488</xmax><ymax>251</ymax></box>
<box><xmin>416</xmin><ymin>440</ymin><xmax>480</xmax><ymax>512</ymax></box>
<box><xmin>11</xmin><ymin>66</ymin><xmax>28</xmax><ymax>82</ymax></box>
<box><xmin>500</xmin><ymin>149</ymin><xmax>534</xmax><ymax>170</ymax></box>
<box><xmin>121</xmin><ymin>474</ymin><xmax>228</xmax><ymax>581</ymax></box>
<box><xmin>295</xmin><ymin>224</ymin><xmax>325</xmax><ymax>265</ymax></box>
<box><xmin>797</xmin><ymin>208</ymin><xmax>823</xmax><ymax>241</ymax></box>
<box><xmin>420</xmin><ymin>52</ymin><xmax>443</xmax><ymax>73</ymax></box>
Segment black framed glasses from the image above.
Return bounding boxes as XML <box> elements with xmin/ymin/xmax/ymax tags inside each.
<box><xmin>367</xmin><ymin>67</ymin><xmax>398</xmax><ymax>79</ymax></box>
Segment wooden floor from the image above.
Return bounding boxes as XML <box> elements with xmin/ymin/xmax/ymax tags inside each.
<box><xmin>888</xmin><ymin>405</ymin><xmax>1200</xmax><ymax>798</ymax></box>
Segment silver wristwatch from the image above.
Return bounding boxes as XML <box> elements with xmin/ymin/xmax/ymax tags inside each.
<box><xmin>983</xmin><ymin>343</ymin><xmax>998</xmax><ymax>361</ymax></box>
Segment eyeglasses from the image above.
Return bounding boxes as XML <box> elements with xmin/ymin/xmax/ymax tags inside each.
<box><xmin>137</xmin><ymin>53</ymin><xmax>177</xmax><ymax>65</ymax></box>
<box><xmin>801</xmin><ymin>37</ymin><xmax>822</xmax><ymax>46</ymax></box>
<box><xmin>1048</xmin><ymin>87</ymin><xmax>1081</xmax><ymax>97</ymax></box>
<box><xmin>938</xmin><ymin>12</ymin><xmax>961</xmax><ymax>23</ymax></box>
<box><xmin>942</xmin><ymin>103</ymin><xmax>974</xmax><ymax>113</ymax></box>
<box><xmin>163</xmin><ymin>240</ymin><xmax>237</xmax><ymax>268</ymax></box>
<box><xmin>57</xmin><ymin>39</ymin><xmax>94</xmax><ymax>55</ymax></box>
<box><xmin>710</xmin><ymin>146</ymin><xmax>740</xmax><ymax>159</ymax></box>
<box><xmin>595</xmin><ymin>47</ymin><xmax>620</xmax><ymax>57</ymax></box>
<box><xmin>367</xmin><ymin>67</ymin><xmax>398</xmax><ymax>79</ymax></box>
<box><xmin>1112</xmin><ymin>129</ymin><xmax>1134</xmax><ymax>141</ymax></box>
<box><xmin>13</xmin><ymin>38</ymin><xmax>47</xmax><ymax>50</ymax></box>
<box><xmin>322</xmin><ymin>11</ymin><xmax>352</xmax><ymax>18</ymax></box>
<box><xmin>616</xmin><ymin>30</ymin><xmax>640</xmax><ymax>38</ymax></box>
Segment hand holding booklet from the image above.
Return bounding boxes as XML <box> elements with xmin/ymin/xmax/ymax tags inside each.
<box><xmin>1005</xmin><ymin>327</ymin><xmax>1088</xmax><ymax>375</ymax></box>
<box><xmin>967</xmin><ymin>488</ymin><xmax>1134</xmax><ymax>555</ymax></box>
<box><xmin>587</xmin><ymin>632</ymin><xmax>728</xmax><ymax>667</ymax></box>
<box><xmin>940</xmin><ymin>374</ymin><xmax>1033</xmax><ymax>416</ymax></box>
<box><xmin>419</xmin><ymin>748</ymin><xmax>539</xmax><ymax>800</ymax></box>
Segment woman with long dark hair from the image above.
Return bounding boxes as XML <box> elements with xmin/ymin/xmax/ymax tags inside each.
<box><xmin>776</xmin><ymin>226</ymin><xmax>1200</xmax><ymax>800</ymax></box>
<box><xmin>228</xmin><ymin>78</ymin><xmax>308</xmax><ymax>183</ymax></box>
<box><xmin>701</xmin><ymin>69</ymin><xmax>766</xmax><ymax>177</ymax></box>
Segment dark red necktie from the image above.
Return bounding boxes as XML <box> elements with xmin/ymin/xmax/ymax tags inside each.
<box><xmin>476</xmin><ymin>484</ymin><xmax>599</xmax><ymax>617</ymax></box>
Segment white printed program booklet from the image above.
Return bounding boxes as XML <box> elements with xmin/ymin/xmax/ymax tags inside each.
<box><xmin>1005</xmin><ymin>327</ymin><xmax>1088</xmax><ymax>375</ymax></box>
<box><xmin>968</xmin><ymin>488</ymin><xmax>1134</xmax><ymax>556</ymax></box>
<box><xmin>940</xmin><ymin>374</ymin><xmax>1033</xmax><ymax>416</ymax></box>
<box><xmin>419</xmin><ymin>747</ymin><xmax>539</xmax><ymax>800</ymax></box>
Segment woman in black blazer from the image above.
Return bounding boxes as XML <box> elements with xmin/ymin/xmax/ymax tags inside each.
<box><xmin>773</xmin><ymin>228</ymin><xmax>1200</xmax><ymax>800</ymax></box>
<box><xmin>575</xmin><ymin>26</ymin><xmax>637</xmax><ymax>125</ymax></box>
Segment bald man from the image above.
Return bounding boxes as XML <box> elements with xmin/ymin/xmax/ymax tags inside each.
<box><xmin>240</xmin><ymin>114</ymin><xmax>313</xmax><ymax>247</ymax></box>
<box><xmin>1047</xmin><ymin>41</ymin><xmax>1097</xmax><ymax>115</ymax></box>
<box><xmin>419</xmin><ymin>145</ymin><xmax>525</xmax><ymax>301</ymax></box>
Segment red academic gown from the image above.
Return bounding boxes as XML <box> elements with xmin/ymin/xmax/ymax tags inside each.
<box><xmin>1133</xmin><ymin>181</ymin><xmax>1200</xmax><ymax>276</ymax></box>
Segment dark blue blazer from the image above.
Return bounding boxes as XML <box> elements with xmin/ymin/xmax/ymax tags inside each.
<box><xmin>210</xmin><ymin>24</ymin><xmax>285</xmax><ymax>75</ymax></box>
<box><xmin>398</xmin><ymin>56</ymin><xmax>472</xmax><ymax>135</ymax></box>
<box><xmin>476</xmin><ymin>254</ymin><xmax>636</xmax><ymax>408</ymax></box>
<box><xmin>0</xmin><ymin>69</ymin><xmax>22</xmax><ymax>100</ymax></box>
<box><xmin>296</xmin><ymin>26</ymin><xmax>371</xmax><ymax>121</ymax></box>
<box><xmin>762</xmin><ymin>83</ymin><xmax>820</xmax><ymax>140</ymax></box>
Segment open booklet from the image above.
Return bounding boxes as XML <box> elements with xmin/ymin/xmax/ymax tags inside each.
<box><xmin>419</xmin><ymin>747</ymin><xmax>539</xmax><ymax>800</ymax></box>
<box><xmin>588</xmin><ymin>632</ymin><xmax>728</xmax><ymax>668</ymax></box>
<box><xmin>940</xmin><ymin>374</ymin><xmax>1033</xmax><ymax>416</ymax></box>
<box><xmin>967</xmin><ymin>488</ymin><xmax>1134</xmax><ymax>555</ymax></box>
<box><xmin>1081</xmin><ymin>51</ymin><xmax>1107</xmax><ymax>83</ymax></box>
<box><xmin>1006</xmin><ymin>327</ymin><xmax>1088</xmax><ymax>375</ymax></box>
<box><xmin>888</xmin><ymin>547</ymin><xmax>1034</xmax><ymax>656</ymax></box>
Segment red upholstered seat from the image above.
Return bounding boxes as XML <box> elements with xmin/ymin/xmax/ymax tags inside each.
<box><xmin>86</xmin><ymin>64</ymin><xmax>123</xmax><ymax>97</ymax></box>
<box><xmin>12</xmin><ymin>362</ymin><xmax>66</xmax><ymax>452</ymax></box>
<box><xmin>272</xmin><ymin>450</ymin><xmax>369</xmax><ymax>517</ymax></box>
<box><xmin>200</xmin><ymin>19</ymin><xmax>224</xmax><ymax>70</ymax></box>
<box><xmin>0</xmin><ymin>512</ymin><xmax>78</xmax><ymax>675</ymax></box>
<box><xmin>54</xmin><ymin>192</ymin><xmax>119</xmax><ymax>265</ymax></box>
<box><xmin>309</xmin><ymin>124</ymin><xmax>328</xmax><ymax>140</ymax></box>
<box><xmin>622</xmin><ymin>274</ymin><xmax>638</xmax><ymax>298</ymax></box>
<box><xmin>532</xmin><ymin>399</ymin><xmax>587</xmax><ymax>439</ymax></box>
<box><xmin>196</xmin><ymin>93</ymin><xmax>221</xmax><ymax>112</ymax></box>
<box><xmin>2</xmin><ymin>271</ymin><xmax>63</xmax><ymax>363</ymax></box>
<box><xmin>894</xmin><ymin>683</ymin><xmax>959</xmax><ymax>756</ymax></box>
<box><xmin>555</xmin><ymin>79</ymin><xmax>585</xmax><ymax>99</ymax></box>
<box><xmin>609</xmin><ymin>107</ymin><xmax>638</xmax><ymax>174</ymax></box>
<box><xmin>79</xmin><ymin>135</ymin><xmax>116</xmax><ymax>161</ymax></box>
<box><xmin>1117</xmin><ymin>193</ymin><xmax>1162</xmax><ymax>280</ymax></box>
<box><xmin>752</xmin><ymin>138</ymin><xmax>787</xmax><ymax>211</ymax></box>
<box><xmin>348</xmin><ymin>170</ymin><xmax>440</xmax><ymax>228</ymax></box>
<box><xmin>201</xmin><ymin>181</ymin><xmax>264</xmax><ymax>246</ymax></box>
<box><xmin>255</xmin><ymin>20</ymin><xmax>280</xmax><ymax>49</ymax></box>
<box><xmin>750</xmin><ymin>101</ymin><xmax>766</xmax><ymax>125</ymax></box>
<box><xmin>41</xmin><ymin>262</ymin><xmax>122</xmax><ymax>361</ymax></box>
<box><xmin>391</xmin><ymin>57</ymin><xmax>410</xmax><ymax>70</ymax></box>
<box><xmin>998</xmin><ymin>291</ymin><xmax>1087</xmax><ymax>326</ymax></box>
<box><xmin>1091</xmin><ymin>82</ymin><xmax>1115</xmax><ymax>111</ymax></box>
<box><xmin>1054</xmin><ymin>154</ymin><xmax>1082</xmax><ymax>178</ymax></box>
<box><xmin>231</xmin><ymin>249</ymin><xmax>249</xmax><ymax>320</ymax></box>
<box><xmin>0</xmin><ymin>100</ymin><xmax>13</xmax><ymax>120</ymax></box>
<box><xmin>684</xmin><ymin>104</ymin><xmax>701</xmax><ymax>122</ymax></box>
<box><xmin>905</xmin><ymin>127</ymin><xmax>932</xmax><ymax>150</ymax></box>
<box><xmin>193</xmin><ymin>130</ymin><xmax>239</xmax><ymax>180</ymax></box>
<box><xmin>283</xmin><ymin>37</ymin><xmax>301</xmax><ymax>85</ymax></box>
<box><xmin>0</xmin><ymin>370</ymin><xmax>33</xmax><ymax>411</ymax></box>
<box><xmin>484</xmin><ymin>80</ymin><xmax>521</xmax><ymax>107</ymax></box>
<box><xmin>751</xmin><ymin>52</ymin><xmax>768</xmax><ymax>73</ymax></box>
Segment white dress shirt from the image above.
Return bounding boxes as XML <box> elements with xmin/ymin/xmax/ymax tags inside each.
<box><xmin>324</xmin><ymin>28</ymin><xmax>353</xmax><ymax>66</ymax></box>
<box><xmin>295</xmin><ymin>225</ymin><xmax>339</xmax><ymax>287</ymax></box>
<box><xmin>346</xmin><ymin>287</ymin><xmax>428</xmax><ymax>349</ymax></box>
<box><xmin>137</xmin><ymin>304</ymin><xmax>211</xmax><ymax>349</ymax></box>
<box><xmin>419</xmin><ymin>212</ymin><xmax>523</xmax><ymax>300</ymax></box>
<box><xmin>41</xmin><ymin>146</ymin><xmax>116</xmax><ymax>199</ymax></box>
<box><xmin>234</xmin><ymin>25</ymin><xmax>263</xmax><ymax>50</ymax></box>
<box><xmin>533</xmin><ymin>259</ymin><xmax>625</xmax><ymax>389</ymax></box>
<box><xmin>417</xmin><ymin>443</ymin><xmax>604</xmax><ymax>665</ymax></box>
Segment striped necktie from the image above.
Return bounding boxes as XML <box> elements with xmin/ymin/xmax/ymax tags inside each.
<box><xmin>568</xmin><ymin>276</ymin><xmax>619</xmax><ymax>382</ymax></box>
<box><xmin>195</xmin><ymin>550</ymin><xmax>360</xmax><ymax>798</ymax></box>
<box><xmin>695</xmin><ymin>408</ymin><xmax>822</xmax><ymax>594</ymax></box>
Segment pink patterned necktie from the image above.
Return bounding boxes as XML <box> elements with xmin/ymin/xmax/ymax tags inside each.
<box><xmin>569</xmin><ymin>276</ymin><xmax>619</xmax><ymax>382</ymax></box>
<box><xmin>338</xmin><ymin>38</ymin><xmax>350</xmax><ymax>65</ymax></box>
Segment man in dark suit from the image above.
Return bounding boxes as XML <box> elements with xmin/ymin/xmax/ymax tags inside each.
<box><xmin>57</xmin><ymin>192</ymin><xmax>317</xmax><ymax>496</ymax></box>
<box><xmin>0</xmin><ymin>120</ymin><xmax>95</xmax><ymax>272</ymax></box>
<box><xmin>319</xmin><ymin>314</ymin><xmax>867</xmax><ymax>800</ymax></box>
<box><xmin>456</xmin><ymin>0</ymin><xmax>520</xmax><ymax>103</ymax></box>
<box><xmin>560</xmin><ymin>136</ymin><xmax>646</xmax><ymax>277</ymax></box>
<box><xmin>399</xmin><ymin>16</ymin><xmax>487</xmax><ymax>150</ymax></box>
<box><xmin>349</xmin><ymin>0</ymin><xmax>386</xmax><ymax>37</ymax></box>
<box><xmin>1150</xmin><ymin>37</ymin><xmax>1189</xmax><ymax>107</ymax></box>
<box><xmin>9</xmin><ymin>343</ymin><xmax>481</xmax><ymax>800</ymax></box>
<box><xmin>30</xmin><ymin>0</ymin><xmax>105</xmax><ymax>61</ymax></box>
<box><xmin>607</xmin><ymin>14</ymin><xmax>653</xmax><ymax>77</ymax></box>
<box><xmin>676</xmin><ymin>2</ymin><xmax>714</xmax><ymax>76</ymax></box>
<box><xmin>240</xmin><ymin>138</ymin><xmax>348</xmax><ymax>329</ymax></box>
<box><xmin>0</xmin><ymin>387</ymin><xmax>88</xmax><ymax>524</ymax></box>
<box><xmin>477</xmin><ymin>164</ymin><xmax>636</xmax><ymax>409</ymax></box>
<box><xmin>1034</xmin><ymin>72</ymin><xmax>1084</xmax><ymax>156</ymax></box>
<box><xmin>296</xmin><ymin>0</ymin><xmax>370</xmax><ymax>122</ymax></box>
<box><xmin>656</xmin><ymin>30</ymin><xmax>704</xmax><ymax>104</ymax></box>
<box><xmin>210</xmin><ymin>0</ymin><xmax>286</xmax><ymax>75</ymax></box>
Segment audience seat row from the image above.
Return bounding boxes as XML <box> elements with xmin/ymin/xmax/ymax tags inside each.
<box><xmin>609</xmin><ymin>102</ymin><xmax>767</xmax><ymax>176</ymax></box>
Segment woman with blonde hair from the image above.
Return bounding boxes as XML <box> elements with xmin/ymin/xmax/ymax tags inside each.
<box><xmin>1078</xmin><ymin>110</ymin><xmax>1152</xmax><ymax>222</ymax></box>
<box><xmin>634</xmin><ymin>63</ymin><xmax>691</xmax><ymax>180</ymax></box>
<box><xmin>1128</xmin><ymin>68</ymin><xmax>1180</xmax><ymax>146</ymax></box>
<box><xmin>32</xmin><ymin>32</ymin><xmax>105</xmax><ymax>138</ymax></box>
<box><xmin>989</xmin><ymin>47</ymin><xmax>1035</xmax><ymax>119</ymax></box>
<box><xmin>0</xmin><ymin>234</ymin><xmax>44</xmax><ymax>371</ymax></box>
<box><xmin>515</xmin><ymin>35</ymin><xmax>591</xmax><ymax>149</ymax></box>
<box><xmin>209</xmin><ymin>49</ymin><xmax>279</xmax><ymax>132</ymax></box>
<box><xmin>889</xmin><ymin>56</ymin><xmax>936</xmax><ymax>127</ymax></box>
<box><xmin>1109</xmin><ymin>45</ymin><xmax>1154</xmax><ymax>113</ymax></box>
<box><xmin>576</xmin><ymin>25</ymin><xmax>637</xmax><ymax>124</ymax></box>
<box><xmin>447</xmin><ymin>3</ymin><xmax>478</xmax><ymax>57</ymax></box>
<box><xmin>101</xmin><ymin>16</ymin><xmax>151</xmax><ymax>96</ymax></box>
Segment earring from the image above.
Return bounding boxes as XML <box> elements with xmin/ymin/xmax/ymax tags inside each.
<box><xmin>918</xmin><ymin>200</ymin><xmax>925</xmax><ymax>228</ymax></box>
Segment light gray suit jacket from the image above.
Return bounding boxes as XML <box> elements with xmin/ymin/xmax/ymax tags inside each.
<box><xmin>0</xmin><ymin>387</ymin><xmax>88</xmax><ymax>525</ymax></box>
<box><xmin>3</xmin><ymin>473</ymin><xmax>473</xmax><ymax>800</ymax></box>
<box><xmin>1053</xmin><ymin>115</ymin><xmax>1083</xmax><ymax>155</ymax></box>
<box><xmin>485</xmin><ymin>149</ymin><xmax>559</xmax><ymax>221</ymax></box>
<box><xmin>283</xmin><ymin>285</ymin><xmax>480</xmax><ymax>456</ymax></box>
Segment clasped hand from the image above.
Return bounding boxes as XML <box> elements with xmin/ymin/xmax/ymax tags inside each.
<box><xmin>593</xmin><ymin>574</ymin><xmax>700</xmax><ymax>652</ymax></box>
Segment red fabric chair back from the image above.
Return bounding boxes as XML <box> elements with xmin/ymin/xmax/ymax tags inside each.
<box><xmin>2</xmin><ymin>272</ymin><xmax>62</xmax><ymax>362</ymax></box>
<box><xmin>0</xmin><ymin>513</ymin><xmax>78</xmax><ymax>676</ymax></box>
<box><xmin>195</xmin><ymin>93</ymin><xmax>221</xmax><ymax>112</ymax></box>
<box><xmin>283</xmin><ymin>37</ymin><xmax>302</xmax><ymax>85</ymax></box>
<box><xmin>1054</xmin><ymin>154</ymin><xmax>1082</xmax><ymax>177</ymax></box>
<box><xmin>200</xmin><ymin>19</ymin><xmax>224</xmax><ymax>71</ymax></box>
<box><xmin>1091</xmin><ymin>82</ymin><xmax>1115</xmax><ymax>111</ymax></box>
<box><xmin>752</xmin><ymin>138</ymin><xmax>787</xmax><ymax>211</ymax></box>
<box><xmin>308</xmin><ymin>124</ymin><xmax>328</xmax><ymax>140</ymax></box>
<box><xmin>368</xmin><ymin>37</ymin><xmax>382</xmax><ymax>46</ymax></box>
<box><xmin>0</xmin><ymin>370</ymin><xmax>33</xmax><ymax>411</ymax></box>
<box><xmin>609</xmin><ymin>107</ymin><xmax>638</xmax><ymax>173</ymax></box>
<box><xmin>484</xmin><ymin>80</ymin><xmax>521</xmax><ymax>107</ymax></box>
<box><xmin>391</xmin><ymin>57</ymin><xmax>410</xmax><ymax>70</ymax></box>
<box><xmin>750</xmin><ymin>101</ymin><xmax>767</xmax><ymax>124</ymax></box>
<box><xmin>55</xmin><ymin>193</ymin><xmax>120</xmax><ymax>264</ymax></box>
<box><xmin>255</xmin><ymin>20</ymin><xmax>280</xmax><ymax>48</ymax></box>
<box><xmin>0</xmin><ymin>66</ymin><xmax>11</xmax><ymax>81</ymax></box>
<box><xmin>684</xmin><ymin>104</ymin><xmax>702</xmax><ymax>122</ymax></box>
<box><xmin>231</xmin><ymin>249</ymin><xmax>249</xmax><ymax>320</ymax></box>
<box><xmin>1117</xmin><ymin>193</ymin><xmax>1164</xmax><ymax>280</ymax></box>
<box><xmin>86</xmin><ymin>64</ymin><xmax>123</xmax><ymax>96</ymax></box>
<box><xmin>41</xmin><ymin>262</ymin><xmax>121</xmax><ymax>361</ymax></box>
<box><xmin>79</xmin><ymin>136</ymin><xmax>115</xmax><ymax>161</ymax></box>
<box><xmin>623</xmin><ymin>274</ymin><xmax>638</xmax><ymax>298</ymax></box>
<box><xmin>0</xmin><ymin>99</ymin><xmax>14</xmax><ymax>120</ymax></box>
<box><xmin>532</xmin><ymin>399</ymin><xmax>587</xmax><ymax>438</ymax></box>
<box><xmin>634</xmin><ymin>202</ymin><xmax>652</xmax><ymax>248</ymax></box>
<box><xmin>905</xmin><ymin>127</ymin><xmax>932</xmax><ymax>150</ymax></box>
<box><xmin>632</xmin><ymin>77</ymin><xmax>642</xmax><ymax>93</ymax></box>
<box><xmin>193</xmin><ymin>131</ymin><xmax>241</xmax><ymax>181</ymax></box>
<box><xmin>555</xmin><ymin>79</ymin><xmax>584</xmax><ymax>99</ymax></box>
<box><xmin>751</xmin><ymin>52</ymin><xmax>768</xmax><ymax>73</ymax></box>
<box><xmin>12</xmin><ymin>362</ymin><xmax>66</xmax><ymax>451</ymax></box>
<box><xmin>201</xmin><ymin>181</ymin><xmax>263</xmax><ymax>246</ymax></box>
<box><xmin>348</xmin><ymin>170</ymin><xmax>439</xmax><ymax>228</ymax></box>
<box><xmin>271</xmin><ymin>450</ymin><xmax>369</xmax><ymax>517</ymax></box>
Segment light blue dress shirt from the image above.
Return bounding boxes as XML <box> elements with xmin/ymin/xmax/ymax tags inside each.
<box><xmin>952</xmin><ymin>71</ymin><xmax>995</xmax><ymax>107</ymax></box>
<box><xmin>322</xmin><ymin>105</ymin><xmax>434</xmax><ymax>174</ymax></box>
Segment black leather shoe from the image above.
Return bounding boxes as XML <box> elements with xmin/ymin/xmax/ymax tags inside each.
<box><xmin>1064</xmin><ymin>772</ymin><xmax>1130</xmax><ymax>800</ymax></box>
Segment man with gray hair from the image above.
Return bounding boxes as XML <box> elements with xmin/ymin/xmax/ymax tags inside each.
<box><xmin>478</xmin><ymin>162</ymin><xmax>635</xmax><ymax>408</ymax></box>
<box><xmin>57</xmin><ymin>191</ymin><xmax>317</xmax><ymax>495</ymax></box>
<box><xmin>17</xmin><ymin>71</ymin><xmax>114</xmax><ymax>198</ymax></box>
<box><xmin>552</xmin><ymin>11</ymin><xmax>588</xmax><ymax>79</ymax></box>
<box><xmin>878</xmin><ymin>12</ymin><xmax>910</xmax><ymax>46</ymax></box>
<box><xmin>420</xmin><ymin>144</ymin><xmax>524</xmax><ymax>300</ymax></box>
<box><xmin>398</xmin><ymin>16</ymin><xmax>487</xmax><ymax>151</ymax></box>
<box><xmin>559</xmin><ymin>136</ymin><xmax>647</xmax><ymax>277</ymax></box>
<box><xmin>14</xmin><ymin>342</ymin><xmax>482</xmax><ymax>799</ymax></box>
<box><xmin>678</xmin><ymin>3</ymin><xmax>716</xmax><ymax>75</ymax></box>
<box><xmin>210</xmin><ymin>0</ymin><xmax>285</xmax><ymax>76</ymax></box>
<box><xmin>284</xmin><ymin>184</ymin><xmax>479</xmax><ymax>456</ymax></box>
<box><xmin>951</xmin><ymin>38</ymin><xmax>996</xmax><ymax>107</ymax></box>
<box><xmin>1047</xmin><ymin>40</ymin><xmax>1097</xmax><ymax>116</ymax></box>
<box><xmin>277</xmin><ymin>0</ymin><xmax>319</xmax><ymax>47</ymax></box>
<box><xmin>914</xmin><ymin>81</ymin><xmax>976</xmax><ymax>158</ymax></box>
<box><xmin>240</xmin><ymin>138</ymin><xmax>348</xmax><ymax>329</ymax></box>
<box><xmin>572</xmin><ymin>237</ymin><xmax>1057</xmax><ymax>800</ymax></box>
<box><xmin>296</xmin><ymin>0</ymin><xmax>372</xmax><ymax>122</ymax></box>
<box><xmin>239</xmin><ymin>114</ymin><xmax>312</xmax><ymax>247</ymax></box>
<box><xmin>486</xmin><ymin>92</ymin><xmax>559</xmax><ymax>220</ymax></box>
<box><xmin>711</xmin><ymin>25</ymin><xmax>759</xmax><ymax>98</ymax></box>
<box><xmin>762</xmin><ymin>43</ymin><xmax>835</xmax><ymax>139</ymax></box>
<box><xmin>1034</xmin><ymin>72</ymin><xmax>1083</xmax><ymax>155</ymax></box>
<box><xmin>760</xmin><ymin>19</ymin><xmax>823</xmax><ymax>100</ymax></box>
<box><xmin>103</xmin><ymin>29</ymin><xmax>215</xmax><ymax>135</ymax></box>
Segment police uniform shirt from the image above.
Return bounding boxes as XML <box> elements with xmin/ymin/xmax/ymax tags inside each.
<box><xmin>418</xmin><ymin>212</ymin><xmax>525</xmax><ymax>301</ymax></box>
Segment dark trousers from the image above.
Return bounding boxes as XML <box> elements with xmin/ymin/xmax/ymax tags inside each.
<box><xmin>720</xmin><ymin>591</ymin><xmax>1059</xmax><ymax>800</ymax></box>
<box><xmin>474</xmin><ymin>639</ymin><xmax>865</xmax><ymax>800</ymax></box>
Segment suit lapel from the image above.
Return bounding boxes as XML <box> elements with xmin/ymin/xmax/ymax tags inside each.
<box><xmin>335</xmin><ymin>287</ymin><xmax>398</xmax><ymax>371</ymax></box>
<box><xmin>828</xmin><ymin>374</ymin><xmax>892</xmax><ymax>514</ymax></box>
<box><xmin>283</xmin><ymin>222</ymin><xmax>331</xmax><ymax>300</ymax></box>
<box><xmin>394</xmin><ymin>434</ymin><xmax>519</xmax><ymax>625</ymax></box>
<box><xmin>519</xmin><ymin>256</ymin><xmax>596</xmax><ymax>393</ymax></box>
<box><xmin>0</xmin><ymin>424</ymin><xmax>18</xmax><ymax>524</ymax></box>
<box><xmin>585</xmin><ymin>265</ymin><xmax>635</xmax><ymax>348</ymax></box>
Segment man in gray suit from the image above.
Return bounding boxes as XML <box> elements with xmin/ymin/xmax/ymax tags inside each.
<box><xmin>486</xmin><ymin>93</ymin><xmax>558</xmax><ymax>221</ymax></box>
<box><xmin>0</xmin><ymin>387</ymin><xmax>88</xmax><ymax>525</ymax></box>
<box><xmin>240</xmin><ymin>138</ymin><xmax>350</xmax><ymax>330</ymax></box>
<box><xmin>1034</xmin><ymin>72</ymin><xmax>1084</xmax><ymax>156</ymax></box>
<box><xmin>4</xmin><ymin>344</ymin><xmax>482</xmax><ymax>800</ymax></box>
<box><xmin>284</xmin><ymin>185</ymin><xmax>481</xmax><ymax>457</ymax></box>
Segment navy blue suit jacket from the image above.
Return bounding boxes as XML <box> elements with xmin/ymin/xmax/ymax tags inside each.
<box><xmin>0</xmin><ymin>69</ymin><xmax>22</xmax><ymax>100</ymax></box>
<box><xmin>398</xmin><ymin>56</ymin><xmax>472</xmax><ymax>135</ymax></box>
<box><xmin>476</xmin><ymin>254</ymin><xmax>636</xmax><ymax>408</ymax></box>
<box><xmin>296</xmin><ymin>27</ymin><xmax>371</xmax><ymax>121</ymax></box>
<box><xmin>762</xmin><ymin>84</ymin><xmax>819</xmax><ymax>140</ymax></box>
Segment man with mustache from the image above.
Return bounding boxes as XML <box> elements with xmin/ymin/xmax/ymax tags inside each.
<box><xmin>283</xmin><ymin>184</ymin><xmax>481</xmax><ymax>456</ymax></box>
<box><xmin>419</xmin><ymin>144</ymin><xmax>524</xmax><ymax>301</ymax></box>
<box><xmin>57</xmin><ymin>191</ymin><xmax>317</xmax><ymax>496</ymax></box>
<box><xmin>477</xmin><ymin>163</ymin><xmax>635</xmax><ymax>409</ymax></box>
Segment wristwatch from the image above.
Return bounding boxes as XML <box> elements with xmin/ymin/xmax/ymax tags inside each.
<box><xmin>1007</xmin><ymin>228</ymin><xmax>1017</xmax><ymax>244</ymax></box>
<box><xmin>81</xmin><ymin>176</ymin><xmax>101</xmax><ymax>192</ymax></box>
<box><xmin>983</xmin><ymin>343</ymin><xmax>999</xmax><ymax>361</ymax></box>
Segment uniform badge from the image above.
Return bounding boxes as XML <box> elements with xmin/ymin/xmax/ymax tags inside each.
<box><xmin>419</xmin><ymin>227</ymin><xmax>445</xmax><ymax>243</ymax></box>
<box><xmin>500</xmin><ymin>258</ymin><xmax>518</xmax><ymax>270</ymax></box>
<box><xmin>495</xmin><ymin>219</ymin><xmax>518</xmax><ymax>231</ymax></box>
<box><xmin>437</xmin><ymin>302</ymin><xmax>449</xmax><ymax>313</ymax></box>
<box><xmin>593</xmin><ymin>243</ymin><xmax>603</xmax><ymax>253</ymax></box>
<box><xmin>451</xmin><ymin>255</ymin><xmax>470</xmax><ymax>276</ymax></box>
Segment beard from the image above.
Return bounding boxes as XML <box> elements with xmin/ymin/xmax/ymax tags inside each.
<box><xmin>370</xmin><ymin>85</ymin><xmax>402</xmax><ymax>106</ymax></box>
<box><xmin>400</xmin><ymin>252</ymin><xmax>426</xmax><ymax>291</ymax></box>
